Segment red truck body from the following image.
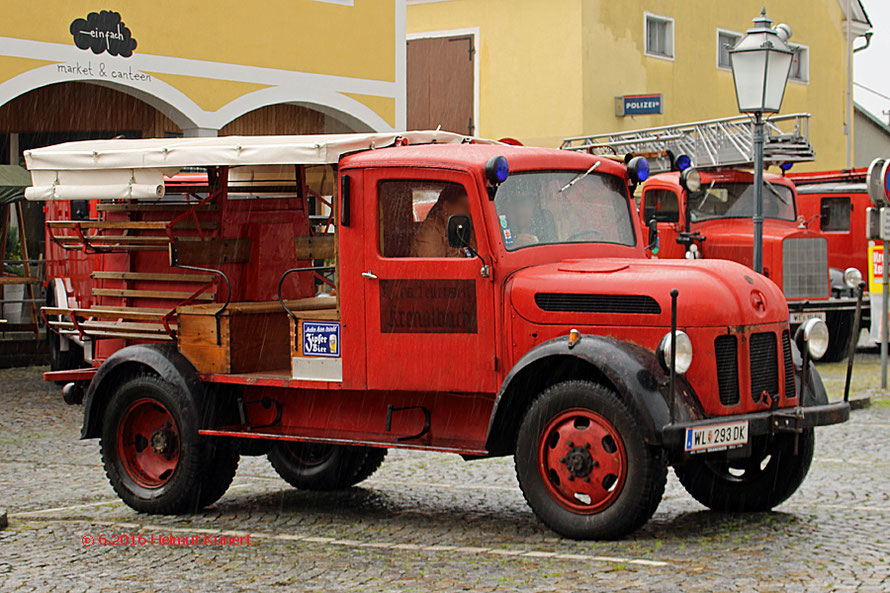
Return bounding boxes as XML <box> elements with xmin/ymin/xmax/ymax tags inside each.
<box><xmin>788</xmin><ymin>168</ymin><xmax>875</xmax><ymax>281</ymax></box>
<box><xmin>29</xmin><ymin>133</ymin><xmax>847</xmax><ymax>540</ymax></box>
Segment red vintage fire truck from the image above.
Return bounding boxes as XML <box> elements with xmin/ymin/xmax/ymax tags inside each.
<box><xmin>788</xmin><ymin>167</ymin><xmax>874</xmax><ymax>274</ymax></box>
<box><xmin>28</xmin><ymin>132</ymin><xmax>848</xmax><ymax>540</ymax></box>
<box><xmin>563</xmin><ymin>115</ymin><xmax>862</xmax><ymax>362</ymax></box>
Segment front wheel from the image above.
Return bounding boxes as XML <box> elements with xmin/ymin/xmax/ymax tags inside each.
<box><xmin>514</xmin><ymin>380</ymin><xmax>666</xmax><ymax>540</ymax></box>
<box><xmin>674</xmin><ymin>429</ymin><xmax>814</xmax><ymax>512</ymax></box>
<box><xmin>100</xmin><ymin>374</ymin><xmax>239</xmax><ymax>514</ymax></box>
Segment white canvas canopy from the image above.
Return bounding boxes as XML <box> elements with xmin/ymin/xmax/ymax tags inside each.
<box><xmin>24</xmin><ymin>131</ymin><xmax>497</xmax><ymax>201</ymax></box>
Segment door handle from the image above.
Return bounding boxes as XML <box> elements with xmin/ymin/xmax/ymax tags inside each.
<box><xmin>361</xmin><ymin>271</ymin><xmax>378</xmax><ymax>280</ymax></box>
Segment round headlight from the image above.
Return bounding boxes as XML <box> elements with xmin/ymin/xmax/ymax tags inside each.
<box><xmin>844</xmin><ymin>267</ymin><xmax>863</xmax><ymax>289</ymax></box>
<box><xmin>799</xmin><ymin>317</ymin><xmax>830</xmax><ymax>360</ymax></box>
<box><xmin>657</xmin><ymin>330</ymin><xmax>693</xmax><ymax>374</ymax></box>
<box><xmin>680</xmin><ymin>168</ymin><xmax>702</xmax><ymax>192</ymax></box>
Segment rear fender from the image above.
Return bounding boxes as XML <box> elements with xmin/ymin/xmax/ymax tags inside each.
<box><xmin>80</xmin><ymin>344</ymin><xmax>206</xmax><ymax>439</ymax></box>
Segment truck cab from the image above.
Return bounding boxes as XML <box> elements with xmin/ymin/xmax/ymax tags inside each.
<box><xmin>28</xmin><ymin>132</ymin><xmax>848</xmax><ymax>540</ymax></box>
<box><xmin>641</xmin><ymin>168</ymin><xmax>860</xmax><ymax>361</ymax></box>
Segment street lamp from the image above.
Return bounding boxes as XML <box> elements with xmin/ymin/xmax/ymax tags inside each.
<box><xmin>729</xmin><ymin>8</ymin><xmax>794</xmax><ymax>274</ymax></box>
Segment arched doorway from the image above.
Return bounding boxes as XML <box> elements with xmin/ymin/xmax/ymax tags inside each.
<box><xmin>0</xmin><ymin>81</ymin><xmax>182</xmax><ymax>164</ymax></box>
<box><xmin>219</xmin><ymin>103</ymin><xmax>360</xmax><ymax>136</ymax></box>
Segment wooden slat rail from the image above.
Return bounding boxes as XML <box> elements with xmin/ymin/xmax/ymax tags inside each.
<box><xmin>49</xmin><ymin>320</ymin><xmax>176</xmax><ymax>334</ymax></box>
<box><xmin>43</xmin><ymin>306</ymin><xmax>169</xmax><ymax>321</ymax></box>
<box><xmin>97</xmin><ymin>203</ymin><xmax>220</xmax><ymax>212</ymax></box>
<box><xmin>47</xmin><ymin>220</ymin><xmax>218</xmax><ymax>230</ymax></box>
<box><xmin>92</xmin><ymin>288</ymin><xmax>216</xmax><ymax>301</ymax></box>
<box><xmin>92</xmin><ymin>271</ymin><xmax>215</xmax><ymax>282</ymax></box>
<box><xmin>42</xmin><ymin>306</ymin><xmax>175</xmax><ymax>342</ymax></box>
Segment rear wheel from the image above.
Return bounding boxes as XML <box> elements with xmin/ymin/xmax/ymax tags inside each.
<box><xmin>268</xmin><ymin>443</ymin><xmax>387</xmax><ymax>491</ymax></box>
<box><xmin>100</xmin><ymin>374</ymin><xmax>238</xmax><ymax>514</ymax></box>
<box><xmin>674</xmin><ymin>429</ymin><xmax>814</xmax><ymax>512</ymax></box>
<box><xmin>514</xmin><ymin>380</ymin><xmax>666</xmax><ymax>540</ymax></box>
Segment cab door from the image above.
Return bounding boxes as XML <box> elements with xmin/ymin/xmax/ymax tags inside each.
<box><xmin>641</xmin><ymin>187</ymin><xmax>686</xmax><ymax>259</ymax></box>
<box><xmin>361</xmin><ymin>168</ymin><xmax>497</xmax><ymax>393</ymax></box>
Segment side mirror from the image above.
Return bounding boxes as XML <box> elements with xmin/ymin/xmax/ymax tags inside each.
<box><xmin>447</xmin><ymin>214</ymin><xmax>473</xmax><ymax>248</ymax></box>
<box><xmin>647</xmin><ymin>219</ymin><xmax>659</xmax><ymax>252</ymax></box>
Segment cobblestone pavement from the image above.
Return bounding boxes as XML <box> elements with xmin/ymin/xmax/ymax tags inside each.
<box><xmin>1</xmin><ymin>356</ymin><xmax>889</xmax><ymax>592</ymax></box>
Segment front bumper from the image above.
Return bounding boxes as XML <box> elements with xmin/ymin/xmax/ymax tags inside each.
<box><xmin>662</xmin><ymin>401</ymin><xmax>850</xmax><ymax>453</ymax></box>
<box><xmin>787</xmin><ymin>297</ymin><xmax>859</xmax><ymax>314</ymax></box>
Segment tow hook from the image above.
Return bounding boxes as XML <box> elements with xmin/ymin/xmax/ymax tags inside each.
<box><xmin>62</xmin><ymin>382</ymin><xmax>84</xmax><ymax>405</ymax></box>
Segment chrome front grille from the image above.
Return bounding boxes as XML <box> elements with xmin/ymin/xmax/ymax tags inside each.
<box><xmin>782</xmin><ymin>237</ymin><xmax>829</xmax><ymax>299</ymax></box>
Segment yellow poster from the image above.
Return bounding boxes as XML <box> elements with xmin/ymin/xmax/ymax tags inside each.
<box><xmin>868</xmin><ymin>244</ymin><xmax>884</xmax><ymax>293</ymax></box>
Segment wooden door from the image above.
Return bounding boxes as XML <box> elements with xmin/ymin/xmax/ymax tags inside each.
<box><xmin>407</xmin><ymin>36</ymin><xmax>475</xmax><ymax>135</ymax></box>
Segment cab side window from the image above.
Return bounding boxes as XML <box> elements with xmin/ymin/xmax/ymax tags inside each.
<box><xmin>378</xmin><ymin>180</ymin><xmax>474</xmax><ymax>258</ymax></box>
<box><xmin>820</xmin><ymin>197</ymin><xmax>851</xmax><ymax>232</ymax></box>
<box><xmin>643</xmin><ymin>189</ymin><xmax>680</xmax><ymax>224</ymax></box>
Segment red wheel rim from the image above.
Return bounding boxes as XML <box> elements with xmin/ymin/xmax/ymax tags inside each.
<box><xmin>536</xmin><ymin>408</ymin><xmax>627</xmax><ymax>514</ymax></box>
<box><xmin>116</xmin><ymin>398</ymin><xmax>180</xmax><ymax>489</ymax></box>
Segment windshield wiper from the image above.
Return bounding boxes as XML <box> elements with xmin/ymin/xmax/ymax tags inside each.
<box><xmin>763</xmin><ymin>178</ymin><xmax>790</xmax><ymax>205</ymax></box>
<box><xmin>560</xmin><ymin>161</ymin><xmax>601</xmax><ymax>193</ymax></box>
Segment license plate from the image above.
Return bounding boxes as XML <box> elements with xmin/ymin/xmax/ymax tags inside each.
<box><xmin>789</xmin><ymin>311</ymin><xmax>826</xmax><ymax>324</ymax></box>
<box><xmin>684</xmin><ymin>421</ymin><xmax>749</xmax><ymax>453</ymax></box>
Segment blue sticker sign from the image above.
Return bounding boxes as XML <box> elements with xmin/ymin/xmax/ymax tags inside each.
<box><xmin>616</xmin><ymin>94</ymin><xmax>663</xmax><ymax>116</ymax></box>
<box><xmin>302</xmin><ymin>321</ymin><xmax>341</xmax><ymax>358</ymax></box>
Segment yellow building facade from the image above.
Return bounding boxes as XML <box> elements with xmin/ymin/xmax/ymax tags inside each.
<box><xmin>407</xmin><ymin>0</ymin><xmax>871</xmax><ymax>170</ymax></box>
<box><xmin>0</xmin><ymin>1</ymin><xmax>406</xmax><ymax>161</ymax></box>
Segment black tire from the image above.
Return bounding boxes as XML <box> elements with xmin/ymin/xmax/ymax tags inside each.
<box><xmin>821</xmin><ymin>310</ymin><xmax>855</xmax><ymax>363</ymax></box>
<box><xmin>268</xmin><ymin>443</ymin><xmax>387</xmax><ymax>491</ymax></box>
<box><xmin>674</xmin><ymin>429</ymin><xmax>814</xmax><ymax>512</ymax></box>
<box><xmin>514</xmin><ymin>380</ymin><xmax>667</xmax><ymax>540</ymax></box>
<box><xmin>100</xmin><ymin>374</ymin><xmax>238</xmax><ymax>514</ymax></box>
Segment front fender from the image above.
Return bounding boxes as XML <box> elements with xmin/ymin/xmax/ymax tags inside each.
<box><xmin>487</xmin><ymin>335</ymin><xmax>704</xmax><ymax>451</ymax></box>
<box><xmin>81</xmin><ymin>343</ymin><xmax>205</xmax><ymax>439</ymax></box>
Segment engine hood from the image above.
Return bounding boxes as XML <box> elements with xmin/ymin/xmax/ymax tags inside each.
<box><xmin>509</xmin><ymin>257</ymin><xmax>789</xmax><ymax>328</ymax></box>
<box><xmin>695</xmin><ymin>218</ymin><xmax>821</xmax><ymax>267</ymax></box>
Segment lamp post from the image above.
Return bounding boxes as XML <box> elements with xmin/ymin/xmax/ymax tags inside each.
<box><xmin>729</xmin><ymin>8</ymin><xmax>794</xmax><ymax>274</ymax></box>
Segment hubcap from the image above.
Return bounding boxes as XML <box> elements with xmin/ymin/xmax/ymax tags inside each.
<box><xmin>117</xmin><ymin>398</ymin><xmax>180</xmax><ymax>489</ymax></box>
<box><xmin>537</xmin><ymin>408</ymin><xmax>627</xmax><ymax>514</ymax></box>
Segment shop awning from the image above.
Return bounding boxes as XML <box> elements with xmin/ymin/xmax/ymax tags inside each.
<box><xmin>0</xmin><ymin>165</ymin><xmax>31</xmax><ymax>205</ymax></box>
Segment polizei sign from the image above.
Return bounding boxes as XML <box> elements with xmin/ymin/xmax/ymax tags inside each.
<box><xmin>615</xmin><ymin>93</ymin><xmax>663</xmax><ymax>117</ymax></box>
<box><xmin>69</xmin><ymin>11</ymin><xmax>137</xmax><ymax>58</ymax></box>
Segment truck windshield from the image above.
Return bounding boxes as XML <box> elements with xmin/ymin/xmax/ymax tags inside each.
<box><xmin>688</xmin><ymin>181</ymin><xmax>796</xmax><ymax>222</ymax></box>
<box><xmin>493</xmin><ymin>170</ymin><xmax>636</xmax><ymax>251</ymax></box>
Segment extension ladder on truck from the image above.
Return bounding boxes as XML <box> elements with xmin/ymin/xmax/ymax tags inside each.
<box><xmin>561</xmin><ymin>113</ymin><xmax>815</xmax><ymax>174</ymax></box>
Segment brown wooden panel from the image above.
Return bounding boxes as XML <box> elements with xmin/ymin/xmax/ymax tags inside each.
<box><xmin>171</xmin><ymin>238</ymin><xmax>251</xmax><ymax>266</ymax></box>
<box><xmin>229</xmin><ymin>312</ymin><xmax>291</xmax><ymax>372</ymax></box>
<box><xmin>177</xmin><ymin>314</ymin><xmax>230</xmax><ymax>373</ymax></box>
<box><xmin>294</xmin><ymin>235</ymin><xmax>336</xmax><ymax>260</ymax></box>
<box><xmin>407</xmin><ymin>36</ymin><xmax>474</xmax><ymax>134</ymax></box>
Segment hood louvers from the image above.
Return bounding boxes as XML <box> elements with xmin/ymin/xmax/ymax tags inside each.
<box><xmin>534</xmin><ymin>293</ymin><xmax>662</xmax><ymax>314</ymax></box>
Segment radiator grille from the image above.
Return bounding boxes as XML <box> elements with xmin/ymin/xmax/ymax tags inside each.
<box><xmin>534</xmin><ymin>293</ymin><xmax>661</xmax><ymax>314</ymax></box>
<box><xmin>782</xmin><ymin>329</ymin><xmax>795</xmax><ymax>398</ymax></box>
<box><xmin>750</xmin><ymin>332</ymin><xmax>779</xmax><ymax>403</ymax></box>
<box><xmin>782</xmin><ymin>237</ymin><xmax>829</xmax><ymax>299</ymax></box>
<box><xmin>714</xmin><ymin>335</ymin><xmax>740</xmax><ymax>406</ymax></box>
